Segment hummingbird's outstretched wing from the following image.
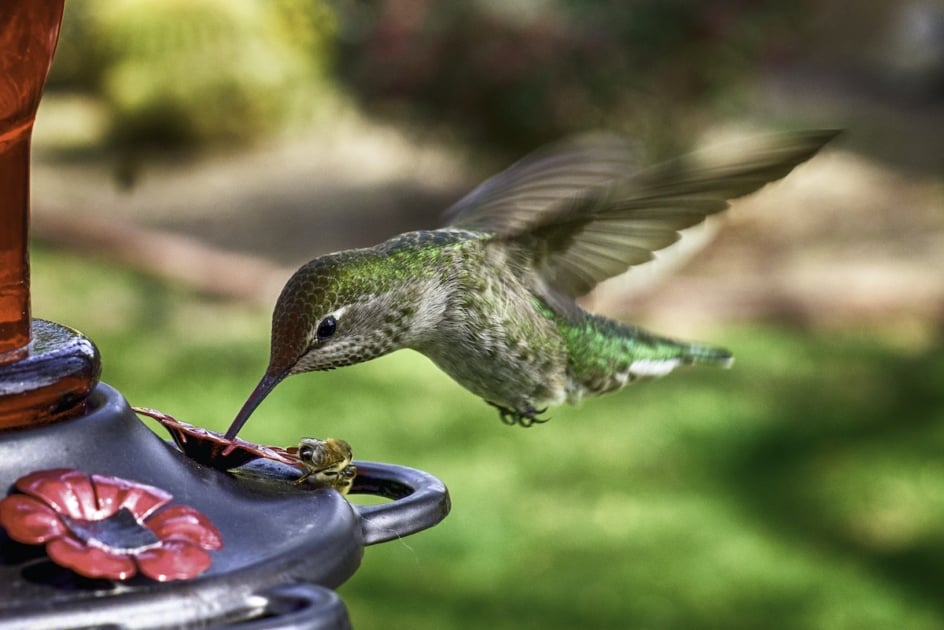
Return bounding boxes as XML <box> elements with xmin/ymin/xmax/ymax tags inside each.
<box><xmin>444</xmin><ymin>133</ymin><xmax>642</xmax><ymax>233</ymax></box>
<box><xmin>446</xmin><ymin>129</ymin><xmax>839</xmax><ymax>306</ymax></box>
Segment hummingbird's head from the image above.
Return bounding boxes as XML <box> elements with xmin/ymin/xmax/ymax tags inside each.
<box><xmin>225</xmin><ymin>250</ymin><xmax>416</xmax><ymax>438</ymax></box>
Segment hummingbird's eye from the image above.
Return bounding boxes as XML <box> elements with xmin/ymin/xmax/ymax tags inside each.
<box><xmin>316</xmin><ymin>316</ymin><xmax>337</xmax><ymax>341</ymax></box>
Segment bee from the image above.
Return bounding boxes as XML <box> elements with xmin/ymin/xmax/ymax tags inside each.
<box><xmin>290</xmin><ymin>437</ymin><xmax>357</xmax><ymax>494</ymax></box>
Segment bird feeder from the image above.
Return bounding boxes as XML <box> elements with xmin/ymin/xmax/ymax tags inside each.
<box><xmin>0</xmin><ymin>2</ymin><xmax>449</xmax><ymax>626</ymax></box>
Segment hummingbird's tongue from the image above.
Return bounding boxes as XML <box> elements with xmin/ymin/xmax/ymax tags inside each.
<box><xmin>224</xmin><ymin>372</ymin><xmax>284</xmax><ymax>439</ymax></box>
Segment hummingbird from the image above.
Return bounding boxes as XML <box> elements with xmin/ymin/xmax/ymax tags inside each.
<box><xmin>225</xmin><ymin>129</ymin><xmax>837</xmax><ymax>438</ymax></box>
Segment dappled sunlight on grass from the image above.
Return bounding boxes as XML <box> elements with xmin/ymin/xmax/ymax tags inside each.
<box><xmin>29</xmin><ymin>246</ymin><xmax>944</xmax><ymax>629</ymax></box>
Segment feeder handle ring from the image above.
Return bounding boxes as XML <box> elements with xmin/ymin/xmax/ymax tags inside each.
<box><xmin>349</xmin><ymin>461</ymin><xmax>451</xmax><ymax>545</ymax></box>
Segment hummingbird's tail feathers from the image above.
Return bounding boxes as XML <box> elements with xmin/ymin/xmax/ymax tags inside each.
<box><xmin>621</xmin><ymin>337</ymin><xmax>734</xmax><ymax>379</ymax></box>
<box><xmin>556</xmin><ymin>309</ymin><xmax>737</xmax><ymax>400</ymax></box>
<box><xmin>679</xmin><ymin>343</ymin><xmax>734</xmax><ymax>369</ymax></box>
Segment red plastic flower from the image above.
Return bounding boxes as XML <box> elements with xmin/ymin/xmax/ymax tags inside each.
<box><xmin>134</xmin><ymin>406</ymin><xmax>299</xmax><ymax>471</ymax></box>
<box><xmin>0</xmin><ymin>468</ymin><xmax>223</xmax><ymax>582</ymax></box>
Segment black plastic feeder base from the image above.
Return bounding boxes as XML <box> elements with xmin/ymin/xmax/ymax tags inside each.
<box><xmin>0</xmin><ymin>383</ymin><xmax>450</xmax><ymax>628</ymax></box>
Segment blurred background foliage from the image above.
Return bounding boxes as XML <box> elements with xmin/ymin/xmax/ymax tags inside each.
<box><xmin>26</xmin><ymin>0</ymin><xmax>944</xmax><ymax>628</ymax></box>
<box><xmin>43</xmin><ymin>0</ymin><xmax>831</xmax><ymax>155</ymax></box>
<box><xmin>50</xmin><ymin>0</ymin><xmax>337</xmax><ymax>149</ymax></box>
<box><xmin>333</xmin><ymin>0</ymin><xmax>813</xmax><ymax>155</ymax></box>
<box><xmin>41</xmin><ymin>0</ymin><xmax>944</xmax><ymax>166</ymax></box>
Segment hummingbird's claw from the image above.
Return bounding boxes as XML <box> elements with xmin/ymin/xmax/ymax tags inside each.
<box><xmin>489</xmin><ymin>402</ymin><xmax>550</xmax><ymax>428</ymax></box>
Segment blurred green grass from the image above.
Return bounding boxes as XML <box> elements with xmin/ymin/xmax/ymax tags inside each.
<box><xmin>31</xmin><ymin>245</ymin><xmax>944</xmax><ymax>629</ymax></box>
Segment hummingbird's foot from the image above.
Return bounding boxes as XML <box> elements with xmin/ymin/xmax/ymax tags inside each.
<box><xmin>488</xmin><ymin>402</ymin><xmax>550</xmax><ymax>428</ymax></box>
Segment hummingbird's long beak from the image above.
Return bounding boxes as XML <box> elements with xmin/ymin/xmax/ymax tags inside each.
<box><xmin>224</xmin><ymin>371</ymin><xmax>285</xmax><ymax>440</ymax></box>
